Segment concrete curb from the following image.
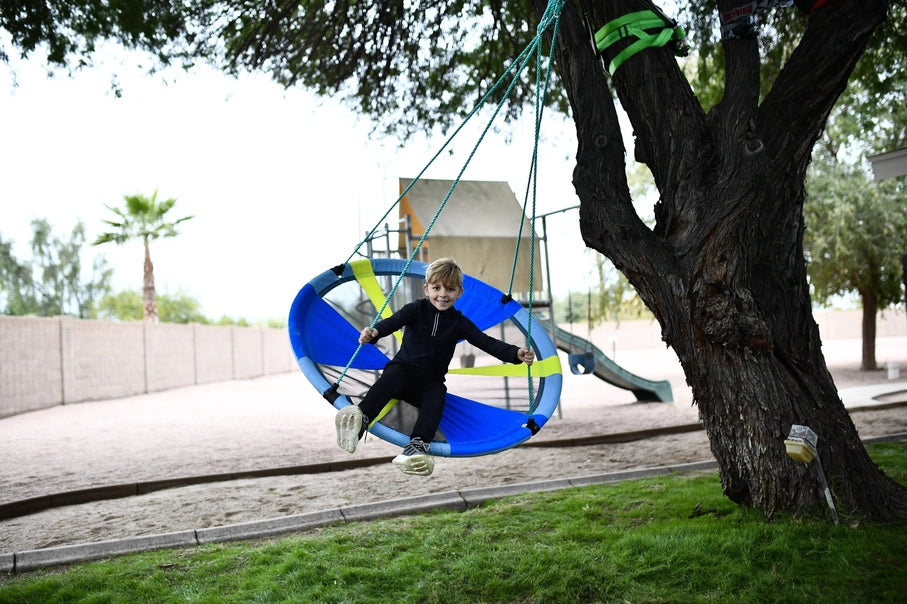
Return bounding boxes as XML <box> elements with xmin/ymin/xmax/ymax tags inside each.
<box><xmin>340</xmin><ymin>490</ymin><xmax>468</xmax><ymax>523</ymax></box>
<box><xmin>1</xmin><ymin>460</ymin><xmax>720</xmax><ymax>574</ymax></box>
<box><xmin>196</xmin><ymin>508</ymin><xmax>344</xmax><ymax>545</ymax></box>
<box><xmin>841</xmin><ymin>382</ymin><xmax>907</xmax><ymax>409</ymax></box>
<box><xmin>0</xmin><ymin>457</ymin><xmax>396</xmax><ymax>521</ymax></box>
<box><xmin>12</xmin><ymin>530</ymin><xmax>198</xmax><ymax>573</ymax></box>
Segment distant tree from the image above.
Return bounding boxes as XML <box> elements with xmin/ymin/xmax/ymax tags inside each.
<box><xmin>559</xmin><ymin>291</ymin><xmax>587</xmax><ymax>325</ymax></box>
<box><xmin>97</xmin><ymin>288</ymin><xmax>209</xmax><ymax>323</ymax></box>
<box><xmin>157</xmin><ymin>290</ymin><xmax>208</xmax><ymax>324</ymax></box>
<box><xmin>0</xmin><ymin>234</ymin><xmax>34</xmax><ymax>315</ymax></box>
<box><xmin>95</xmin><ymin>289</ymin><xmax>143</xmax><ymax>321</ymax></box>
<box><xmin>0</xmin><ymin>219</ymin><xmax>112</xmax><ymax>317</ymax></box>
<box><xmin>215</xmin><ymin>314</ymin><xmax>249</xmax><ymax>327</ymax></box>
<box><xmin>592</xmin><ymin>255</ymin><xmax>653</xmax><ymax>324</ymax></box>
<box><xmin>97</xmin><ymin>287</ymin><xmax>278</xmax><ymax>325</ymax></box>
<box><xmin>93</xmin><ymin>190</ymin><xmax>193</xmax><ymax>322</ymax></box>
<box><xmin>804</xmin><ymin>160</ymin><xmax>907</xmax><ymax>370</ymax></box>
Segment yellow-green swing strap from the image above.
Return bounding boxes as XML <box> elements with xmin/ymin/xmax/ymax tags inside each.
<box><xmin>594</xmin><ymin>9</ymin><xmax>687</xmax><ymax>75</ymax></box>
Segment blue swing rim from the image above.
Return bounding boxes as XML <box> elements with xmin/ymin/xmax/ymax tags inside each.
<box><xmin>288</xmin><ymin>258</ymin><xmax>563</xmax><ymax>457</ymax></box>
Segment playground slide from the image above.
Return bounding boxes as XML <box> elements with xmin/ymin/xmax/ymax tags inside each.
<box><xmin>554</xmin><ymin>325</ymin><xmax>674</xmax><ymax>402</ymax></box>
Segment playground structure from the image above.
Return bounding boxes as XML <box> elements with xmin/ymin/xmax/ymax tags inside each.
<box><xmin>365</xmin><ymin>177</ymin><xmax>673</xmax><ymax>404</ymax></box>
<box><xmin>555</xmin><ymin>325</ymin><xmax>672</xmax><ymax>402</ymax></box>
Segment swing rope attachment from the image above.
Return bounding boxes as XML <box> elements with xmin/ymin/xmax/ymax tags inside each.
<box><xmin>594</xmin><ymin>9</ymin><xmax>688</xmax><ymax>75</ymax></box>
<box><xmin>327</xmin><ymin>0</ymin><xmax>568</xmax><ymax>417</ymax></box>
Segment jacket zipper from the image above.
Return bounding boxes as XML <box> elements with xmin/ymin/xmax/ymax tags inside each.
<box><xmin>431</xmin><ymin>311</ymin><xmax>439</xmax><ymax>336</ymax></box>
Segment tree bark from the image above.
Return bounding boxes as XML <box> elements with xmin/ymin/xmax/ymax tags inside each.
<box><xmin>902</xmin><ymin>251</ymin><xmax>907</xmax><ymax>329</ymax></box>
<box><xmin>538</xmin><ymin>0</ymin><xmax>907</xmax><ymax>519</ymax></box>
<box><xmin>860</xmin><ymin>288</ymin><xmax>878</xmax><ymax>371</ymax></box>
<box><xmin>143</xmin><ymin>238</ymin><xmax>158</xmax><ymax>322</ymax></box>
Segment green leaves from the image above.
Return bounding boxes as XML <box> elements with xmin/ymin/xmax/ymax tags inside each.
<box><xmin>93</xmin><ymin>189</ymin><xmax>194</xmax><ymax>247</ymax></box>
<box><xmin>0</xmin><ymin>0</ymin><xmax>201</xmax><ymax>67</ymax></box>
<box><xmin>4</xmin><ymin>1</ymin><xmax>902</xmax><ymax>145</ymax></box>
<box><xmin>92</xmin><ymin>189</ymin><xmax>193</xmax><ymax>321</ymax></box>
<box><xmin>0</xmin><ymin>218</ymin><xmax>113</xmax><ymax>317</ymax></box>
<box><xmin>804</xmin><ymin>158</ymin><xmax>907</xmax><ymax>308</ymax></box>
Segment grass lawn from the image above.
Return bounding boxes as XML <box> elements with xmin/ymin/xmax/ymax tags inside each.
<box><xmin>1</xmin><ymin>441</ymin><xmax>905</xmax><ymax>603</ymax></box>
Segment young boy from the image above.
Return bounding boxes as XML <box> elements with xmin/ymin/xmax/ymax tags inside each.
<box><xmin>335</xmin><ymin>257</ymin><xmax>535</xmax><ymax>476</ymax></box>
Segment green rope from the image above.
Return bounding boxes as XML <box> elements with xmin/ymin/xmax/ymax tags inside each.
<box><xmin>332</xmin><ymin>0</ymin><xmax>566</xmax><ymax>393</ymax></box>
<box><xmin>508</xmin><ymin>1</ymin><xmax>564</xmax><ymax>416</ymax></box>
<box><xmin>594</xmin><ymin>9</ymin><xmax>687</xmax><ymax>75</ymax></box>
<box><xmin>345</xmin><ymin>31</ymin><xmax>544</xmax><ymax>269</ymax></box>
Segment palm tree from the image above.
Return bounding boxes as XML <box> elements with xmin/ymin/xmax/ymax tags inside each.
<box><xmin>93</xmin><ymin>189</ymin><xmax>194</xmax><ymax>321</ymax></box>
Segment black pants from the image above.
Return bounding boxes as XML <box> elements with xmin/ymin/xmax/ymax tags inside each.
<box><xmin>359</xmin><ymin>361</ymin><xmax>447</xmax><ymax>443</ymax></box>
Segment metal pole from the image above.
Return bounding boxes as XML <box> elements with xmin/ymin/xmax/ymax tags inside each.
<box><xmin>536</xmin><ymin>205</ymin><xmax>581</xmax><ymax>419</ymax></box>
<box><xmin>814</xmin><ymin>457</ymin><xmax>840</xmax><ymax>526</ymax></box>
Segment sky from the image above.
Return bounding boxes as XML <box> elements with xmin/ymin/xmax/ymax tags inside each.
<box><xmin>1</xmin><ymin>43</ymin><xmax>599</xmax><ymax>322</ymax></box>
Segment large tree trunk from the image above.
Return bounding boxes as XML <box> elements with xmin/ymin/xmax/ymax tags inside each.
<box><xmin>539</xmin><ymin>0</ymin><xmax>907</xmax><ymax>519</ymax></box>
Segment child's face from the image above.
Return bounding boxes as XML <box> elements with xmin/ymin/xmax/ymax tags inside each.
<box><xmin>423</xmin><ymin>280</ymin><xmax>462</xmax><ymax>311</ymax></box>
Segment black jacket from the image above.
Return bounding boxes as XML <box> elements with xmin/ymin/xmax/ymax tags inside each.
<box><xmin>371</xmin><ymin>298</ymin><xmax>521</xmax><ymax>381</ymax></box>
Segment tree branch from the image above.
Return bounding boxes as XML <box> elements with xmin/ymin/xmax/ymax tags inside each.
<box><xmin>712</xmin><ymin>0</ymin><xmax>763</xmax><ymax>178</ymax></box>
<box><xmin>760</xmin><ymin>0</ymin><xmax>888</xmax><ymax>168</ymax></box>
<box><xmin>545</xmin><ymin>0</ymin><xmax>681</xmax><ymax>316</ymax></box>
<box><xmin>586</xmin><ymin>0</ymin><xmax>710</xmax><ymax>248</ymax></box>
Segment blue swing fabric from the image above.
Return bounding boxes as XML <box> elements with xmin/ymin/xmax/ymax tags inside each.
<box><xmin>288</xmin><ymin>258</ymin><xmax>563</xmax><ymax>457</ymax></box>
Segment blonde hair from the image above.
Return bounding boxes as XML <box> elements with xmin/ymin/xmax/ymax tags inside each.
<box><xmin>425</xmin><ymin>257</ymin><xmax>463</xmax><ymax>290</ymax></box>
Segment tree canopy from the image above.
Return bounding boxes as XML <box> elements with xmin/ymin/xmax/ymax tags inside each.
<box><xmin>679</xmin><ymin>2</ymin><xmax>906</xmax><ymax>154</ymax></box>
<box><xmin>3</xmin><ymin>1</ymin><xmax>904</xmax><ymax>151</ymax></box>
<box><xmin>0</xmin><ymin>0</ymin><xmax>196</xmax><ymax>67</ymax></box>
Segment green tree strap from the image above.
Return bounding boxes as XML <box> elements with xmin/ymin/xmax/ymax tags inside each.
<box><xmin>594</xmin><ymin>10</ymin><xmax>687</xmax><ymax>75</ymax></box>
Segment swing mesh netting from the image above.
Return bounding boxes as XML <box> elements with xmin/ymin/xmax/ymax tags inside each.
<box><xmin>289</xmin><ymin>259</ymin><xmax>561</xmax><ymax>456</ymax></box>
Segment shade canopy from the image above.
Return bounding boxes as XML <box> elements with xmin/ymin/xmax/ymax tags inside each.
<box><xmin>397</xmin><ymin>178</ymin><xmax>543</xmax><ymax>294</ymax></box>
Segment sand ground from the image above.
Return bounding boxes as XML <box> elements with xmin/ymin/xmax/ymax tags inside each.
<box><xmin>1</xmin><ymin>337</ymin><xmax>905</xmax><ymax>554</ymax></box>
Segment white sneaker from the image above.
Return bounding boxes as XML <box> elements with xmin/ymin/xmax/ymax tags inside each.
<box><xmin>335</xmin><ymin>405</ymin><xmax>365</xmax><ymax>453</ymax></box>
<box><xmin>392</xmin><ymin>438</ymin><xmax>434</xmax><ymax>476</ymax></box>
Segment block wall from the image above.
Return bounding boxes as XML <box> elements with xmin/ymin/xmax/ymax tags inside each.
<box><xmin>0</xmin><ymin>316</ymin><xmax>294</xmax><ymax>418</ymax></box>
<box><xmin>231</xmin><ymin>326</ymin><xmax>264</xmax><ymax>380</ymax></box>
<box><xmin>194</xmin><ymin>324</ymin><xmax>234</xmax><ymax>384</ymax></box>
<box><xmin>0</xmin><ymin>316</ymin><xmax>62</xmax><ymax>416</ymax></box>
<box><xmin>61</xmin><ymin>317</ymin><xmax>145</xmax><ymax>404</ymax></box>
<box><xmin>145</xmin><ymin>322</ymin><xmax>196</xmax><ymax>392</ymax></box>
